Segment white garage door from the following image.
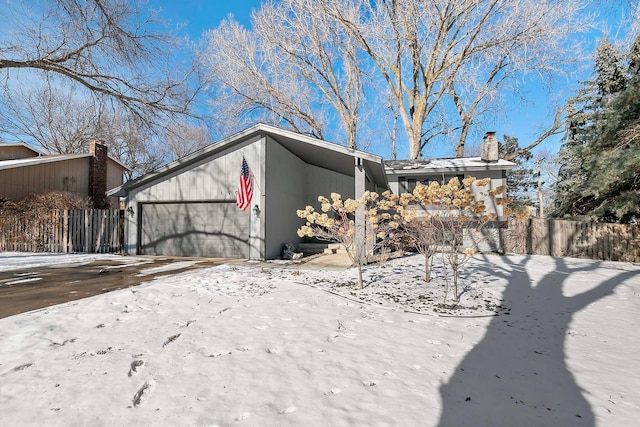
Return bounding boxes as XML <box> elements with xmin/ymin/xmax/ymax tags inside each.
<box><xmin>139</xmin><ymin>202</ymin><xmax>250</xmax><ymax>258</ymax></box>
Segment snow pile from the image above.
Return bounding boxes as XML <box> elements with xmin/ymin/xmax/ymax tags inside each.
<box><xmin>0</xmin><ymin>253</ymin><xmax>639</xmax><ymax>426</ymax></box>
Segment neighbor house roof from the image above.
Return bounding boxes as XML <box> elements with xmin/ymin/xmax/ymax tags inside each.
<box><xmin>0</xmin><ymin>142</ymin><xmax>44</xmax><ymax>159</ymax></box>
<box><xmin>0</xmin><ymin>153</ymin><xmax>130</xmax><ymax>171</ymax></box>
<box><xmin>384</xmin><ymin>157</ymin><xmax>516</xmax><ymax>175</ymax></box>
<box><xmin>0</xmin><ymin>142</ymin><xmax>43</xmax><ymax>152</ymax></box>
<box><xmin>109</xmin><ymin>123</ymin><xmax>388</xmax><ymax>197</ymax></box>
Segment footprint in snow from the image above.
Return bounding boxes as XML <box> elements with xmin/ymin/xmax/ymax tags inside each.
<box><xmin>324</xmin><ymin>388</ymin><xmax>342</xmax><ymax>396</ymax></box>
<box><xmin>13</xmin><ymin>362</ymin><xmax>34</xmax><ymax>371</ymax></box>
<box><xmin>163</xmin><ymin>334</ymin><xmax>181</xmax><ymax>348</ymax></box>
<box><xmin>132</xmin><ymin>379</ymin><xmax>155</xmax><ymax>407</ymax></box>
<box><xmin>278</xmin><ymin>406</ymin><xmax>297</xmax><ymax>414</ymax></box>
<box><xmin>128</xmin><ymin>360</ymin><xmax>145</xmax><ymax>377</ymax></box>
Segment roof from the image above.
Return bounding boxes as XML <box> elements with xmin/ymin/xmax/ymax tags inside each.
<box><xmin>0</xmin><ymin>142</ymin><xmax>43</xmax><ymax>156</ymax></box>
<box><xmin>109</xmin><ymin>123</ymin><xmax>388</xmax><ymax>196</ymax></box>
<box><xmin>384</xmin><ymin>157</ymin><xmax>517</xmax><ymax>175</ymax></box>
<box><xmin>0</xmin><ymin>153</ymin><xmax>130</xmax><ymax>171</ymax></box>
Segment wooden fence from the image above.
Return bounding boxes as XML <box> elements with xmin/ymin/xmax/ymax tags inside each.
<box><xmin>503</xmin><ymin>218</ymin><xmax>640</xmax><ymax>263</ymax></box>
<box><xmin>0</xmin><ymin>209</ymin><xmax>123</xmax><ymax>253</ymax></box>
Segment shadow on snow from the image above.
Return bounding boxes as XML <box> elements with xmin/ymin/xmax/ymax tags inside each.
<box><xmin>438</xmin><ymin>255</ymin><xmax>639</xmax><ymax>426</ymax></box>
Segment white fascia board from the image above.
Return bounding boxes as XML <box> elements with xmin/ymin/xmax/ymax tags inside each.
<box><xmin>258</xmin><ymin>123</ymin><xmax>383</xmax><ymax>164</ymax></box>
<box><xmin>114</xmin><ymin>123</ymin><xmax>387</xmax><ymax>195</ymax></box>
<box><xmin>0</xmin><ymin>154</ymin><xmax>90</xmax><ymax>171</ymax></box>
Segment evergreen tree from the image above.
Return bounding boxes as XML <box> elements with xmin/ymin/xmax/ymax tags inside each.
<box><xmin>595</xmin><ymin>38</ymin><xmax>626</xmax><ymax>100</ymax></box>
<box><xmin>499</xmin><ymin>135</ymin><xmax>536</xmax><ymax>210</ymax></box>
<box><xmin>554</xmin><ymin>36</ymin><xmax>639</xmax><ymax>223</ymax></box>
<box><xmin>578</xmin><ymin>72</ymin><xmax>640</xmax><ymax>222</ymax></box>
<box><xmin>554</xmin><ymin>95</ymin><xmax>596</xmax><ymax>219</ymax></box>
<box><xmin>628</xmin><ymin>35</ymin><xmax>640</xmax><ymax>77</ymax></box>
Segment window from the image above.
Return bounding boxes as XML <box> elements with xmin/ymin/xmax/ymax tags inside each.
<box><xmin>399</xmin><ymin>174</ymin><xmax>464</xmax><ymax>193</ymax></box>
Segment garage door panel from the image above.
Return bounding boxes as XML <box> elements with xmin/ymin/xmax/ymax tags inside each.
<box><xmin>140</xmin><ymin>203</ymin><xmax>250</xmax><ymax>258</ymax></box>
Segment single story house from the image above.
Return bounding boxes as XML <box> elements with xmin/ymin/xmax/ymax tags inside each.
<box><xmin>109</xmin><ymin>125</ymin><xmax>515</xmax><ymax>260</ymax></box>
<box><xmin>0</xmin><ymin>140</ymin><xmax>129</xmax><ymax>208</ymax></box>
<box><xmin>108</xmin><ymin>124</ymin><xmax>388</xmax><ymax>260</ymax></box>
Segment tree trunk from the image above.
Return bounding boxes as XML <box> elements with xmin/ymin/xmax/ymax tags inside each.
<box><xmin>424</xmin><ymin>253</ymin><xmax>432</xmax><ymax>282</ymax></box>
<box><xmin>453</xmin><ymin>267</ymin><xmax>459</xmax><ymax>301</ymax></box>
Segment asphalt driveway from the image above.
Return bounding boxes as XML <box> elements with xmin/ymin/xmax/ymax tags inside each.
<box><xmin>0</xmin><ymin>257</ymin><xmax>239</xmax><ymax>319</ymax></box>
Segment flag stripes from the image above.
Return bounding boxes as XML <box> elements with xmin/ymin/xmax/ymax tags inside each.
<box><xmin>236</xmin><ymin>157</ymin><xmax>254</xmax><ymax>211</ymax></box>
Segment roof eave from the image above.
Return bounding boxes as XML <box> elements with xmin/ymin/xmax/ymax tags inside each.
<box><xmin>0</xmin><ymin>153</ymin><xmax>91</xmax><ymax>170</ymax></box>
<box><xmin>385</xmin><ymin>159</ymin><xmax>516</xmax><ymax>176</ymax></box>
<box><xmin>117</xmin><ymin>123</ymin><xmax>389</xmax><ymax>194</ymax></box>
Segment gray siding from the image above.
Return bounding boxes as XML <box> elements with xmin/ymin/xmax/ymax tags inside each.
<box><xmin>264</xmin><ymin>137</ymin><xmax>307</xmax><ymax>259</ymax></box>
<box><xmin>264</xmin><ymin>137</ymin><xmax>355</xmax><ymax>259</ymax></box>
<box><xmin>125</xmin><ymin>135</ymin><xmax>264</xmax><ymax>257</ymax></box>
<box><xmin>468</xmin><ymin>170</ymin><xmax>507</xmax><ymax>217</ymax></box>
<box><xmin>130</xmin><ymin>136</ymin><xmax>262</xmax><ymax>203</ymax></box>
<box><xmin>306</xmin><ymin>164</ymin><xmax>353</xmax><ymax>204</ymax></box>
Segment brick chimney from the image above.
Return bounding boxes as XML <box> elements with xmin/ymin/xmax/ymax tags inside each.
<box><xmin>89</xmin><ymin>140</ymin><xmax>108</xmax><ymax>208</ymax></box>
<box><xmin>481</xmin><ymin>131</ymin><xmax>499</xmax><ymax>162</ymax></box>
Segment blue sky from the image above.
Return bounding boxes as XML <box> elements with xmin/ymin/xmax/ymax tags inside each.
<box><xmin>150</xmin><ymin>1</ymin><xmax>634</xmax><ymax>160</ymax></box>
<box><xmin>150</xmin><ymin>0</ymin><xmax>261</xmax><ymax>36</ymax></box>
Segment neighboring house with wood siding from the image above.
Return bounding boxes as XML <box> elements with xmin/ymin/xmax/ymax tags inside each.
<box><xmin>109</xmin><ymin>124</ymin><xmax>515</xmax><ymax>260</ymax></box>
<box><xmin>0</xmin><ymin>143</ymin><xmax>43</xmax><ymax>160</ymax></box>
<box><xmin>0</xmin><ymin>140</ymin><xmax>129</xmax><ymax>208</ymax></box>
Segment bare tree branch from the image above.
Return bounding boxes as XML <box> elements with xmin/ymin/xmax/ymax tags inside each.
<box><xmin>0</xmin><ymin>0</ymin><xmax>199</xmax><ymax>124</ymax></box>
<box><xmin>502</xmin><ymin>107</ymin><xmax>566</xmax><ymax>161</ymax></box>
<box><xmin>320</xmin><ymin>0</ymin><xmax>589</xmax><ymax>158</ymax></box>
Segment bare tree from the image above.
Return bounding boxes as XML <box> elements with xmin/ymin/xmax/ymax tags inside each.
<box><xmin>201</xmin><ymin>18</ymin><xmax>326</xmax><ymax>140</ymax></box>
<box><xmin>94</xmin><ymin>108</ymin><xmax>165</xmax><ymax>179</ymax></box>
<box><xmin>0</xmin><ymin>78</ymin><xmax>101</xmax><ymax>153</ymax></box>
<box><xmin>257</xmin><ymin>0</ymin><xmax>366</xmax><ymax>149</ymax></box>
<box><xmin>0</xmin><ymin>80</ymin><xmax>201</xmax><ymax>178</ymax></box>
<box><xmin>301</xmin><ymin>0</ymin><xmax>590</xmax><ymax>158</ymax></box>
<box><xmin>160</xmin><ymin>122</ymin><xmax>212</xmax><ymax>161</ymax></box>
<box><xmin>201</xmin><ymin>0</ymin><xmax>367</xmax><ymax>149</ymax></box>
<box><xmin>0</xmin><ymin>0</ymin><xmax>198</xmax><ymax>125</ymax></box>
<box><xmin>1</xmin><ymin>88</ymin><xmax>214</xmax><ymax>180</ymax></box>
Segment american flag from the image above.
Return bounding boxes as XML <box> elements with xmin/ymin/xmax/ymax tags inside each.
<box><xmin>236</xmin><ymin>157</ymin><xmax>254</xmax><ymax>211</ymax></box>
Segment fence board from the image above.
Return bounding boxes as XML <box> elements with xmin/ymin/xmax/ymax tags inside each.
<box><xmin>504</xmin><ymin>218</ymin><xmax>639</xmax><ymax>263</ymax></box>
<box><xmin>0</xmin><ymin>209</ymin><xmax>123</xmax><ymax>254</ymax></box>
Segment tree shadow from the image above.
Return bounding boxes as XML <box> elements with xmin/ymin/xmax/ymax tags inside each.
<box><xmin>438</xmin><ymin>255</ymin><xmax>639</xmax><ymax>426</ymax></box>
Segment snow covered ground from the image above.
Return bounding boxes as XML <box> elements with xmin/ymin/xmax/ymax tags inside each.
<box><xmin>0</xmin><ymin>252</ymin><xmax>150</xmax><ymax>273</ymax></box>
<box><xmin>0</xmin><ymin>252</ymin><xmax>639</xmax><ymax>426</ymax></box>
